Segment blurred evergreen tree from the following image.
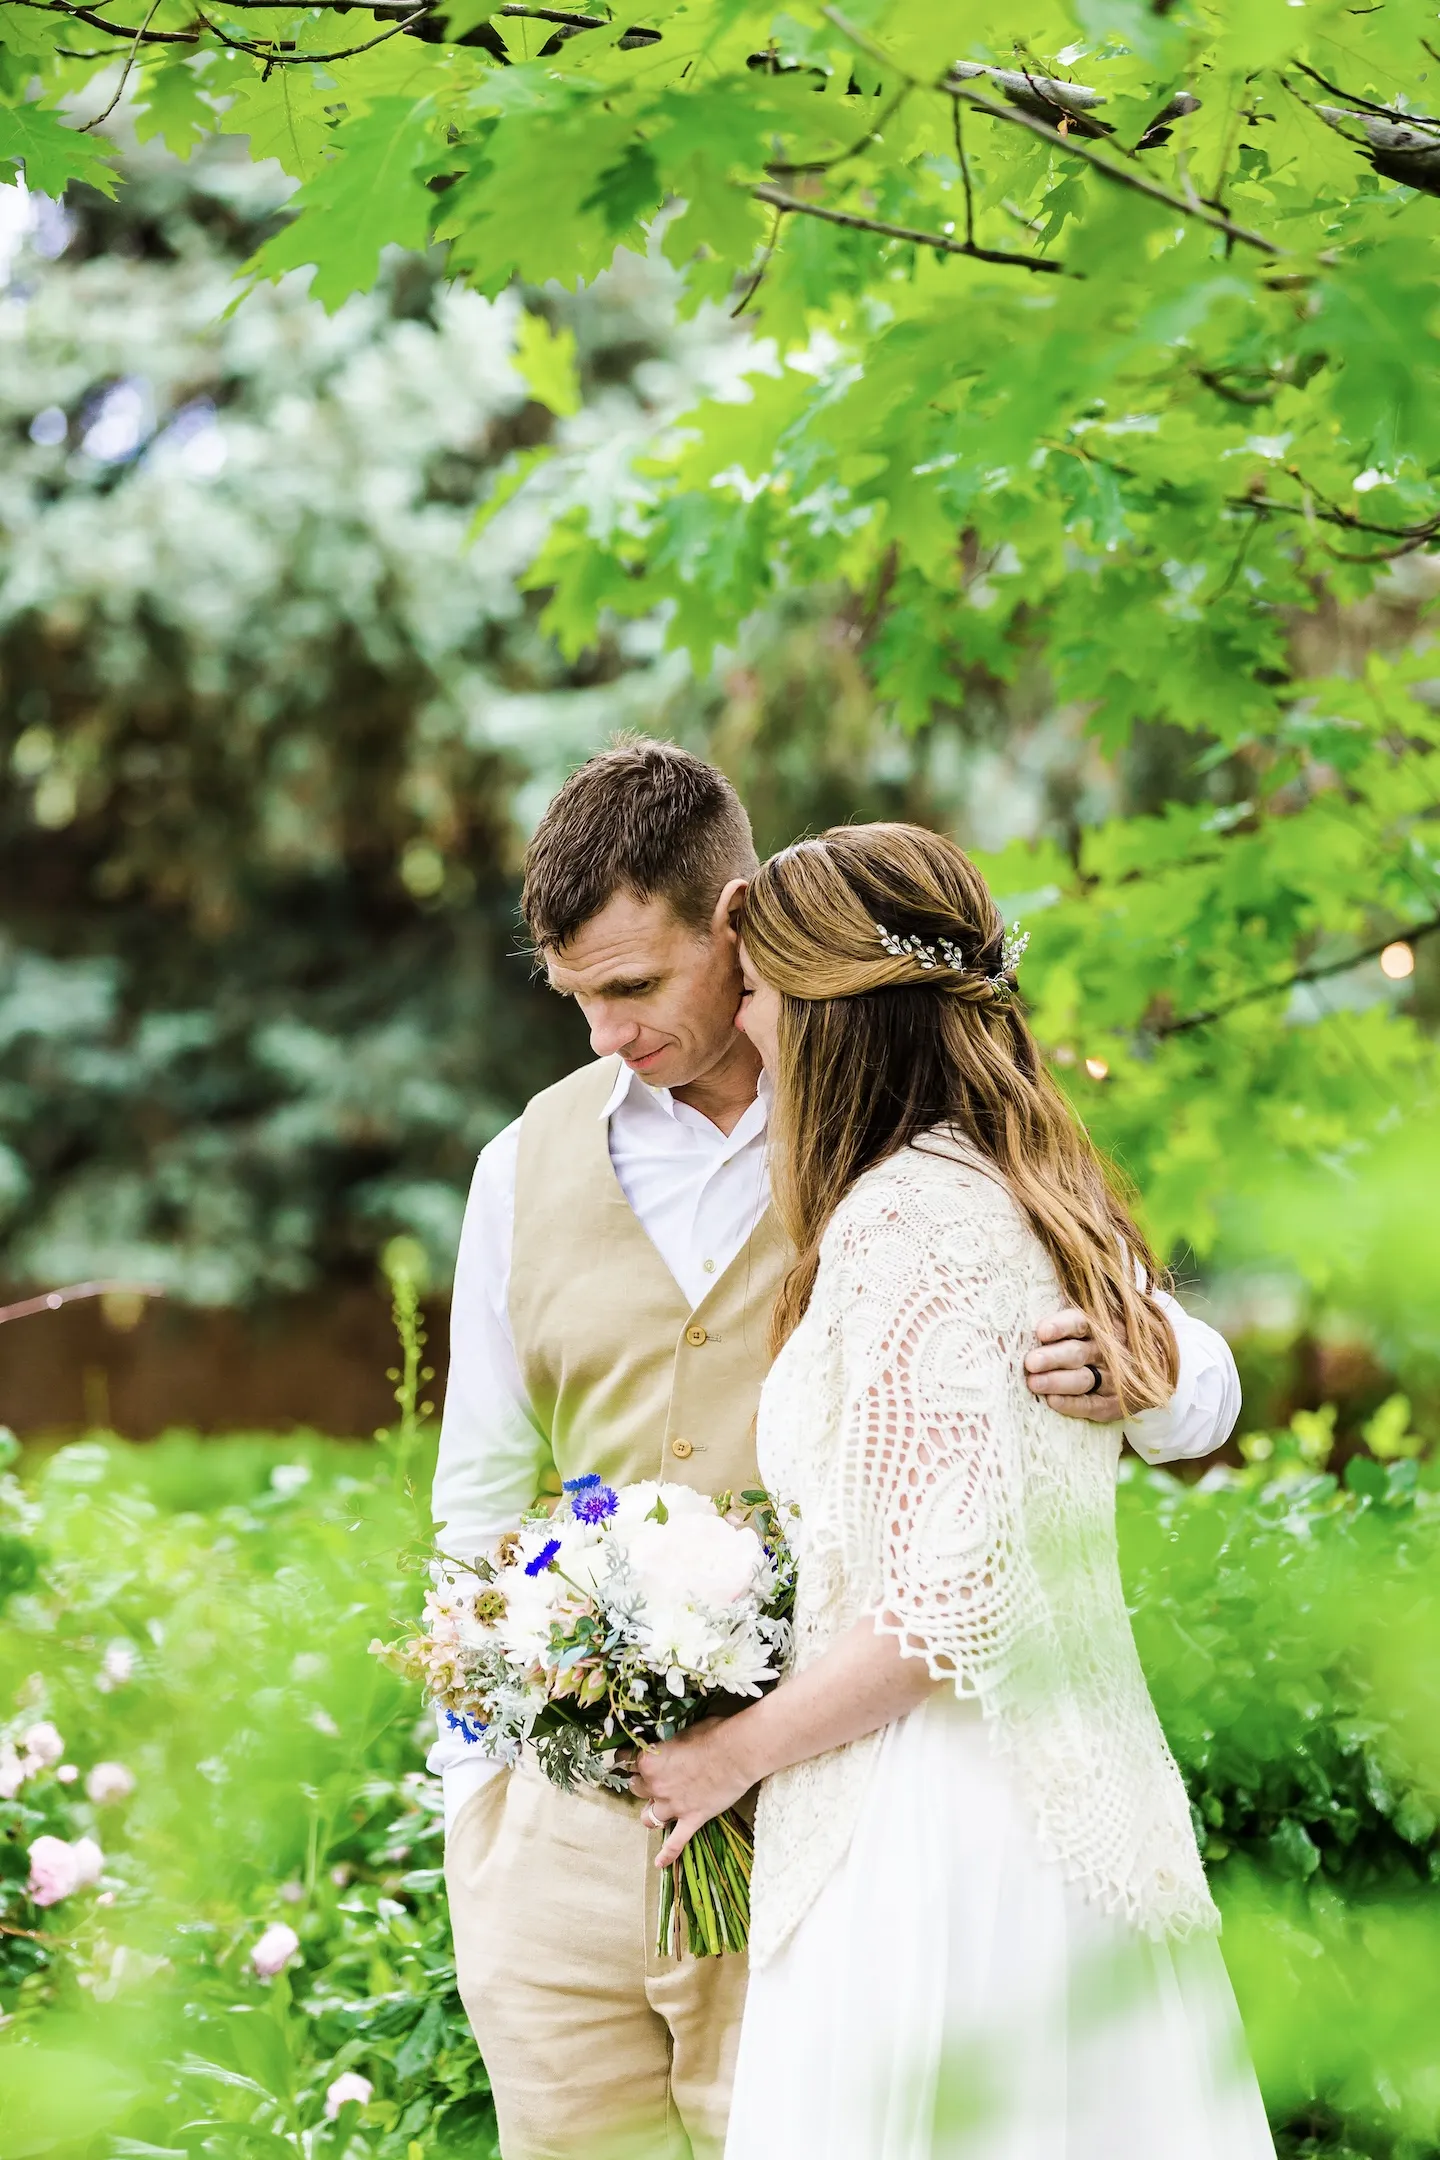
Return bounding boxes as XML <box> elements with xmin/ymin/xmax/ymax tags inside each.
<box><xmin>0</xmin><ymin>140</ymin><xmax>703</xmax><ymax>1302</ymax></box>
<box><xmin>0</xmin><ymin>134</ymin><xmax>1139</xmax><ymax>1312</ymax></box>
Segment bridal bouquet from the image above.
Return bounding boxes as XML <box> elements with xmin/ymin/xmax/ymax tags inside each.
<box><xmin>411</xmin><ymin>1477</ymin><xmax>795</xmax><ymax>1957</ymax></box>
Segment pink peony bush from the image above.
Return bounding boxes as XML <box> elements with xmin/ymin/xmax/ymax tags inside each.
<box><xmin>250</xmin><ymin>1921</ymin><xmax>300</xmax><ymax>1977</ymax></box>
<box><xmin>27</xmin><ymin>1833</ymin><xmax>104</xmax><ymax>1907</ymax></box>
<box><xmin>324</xmin><ymin>2072</ymin><xmax>373</xmax><ymax>2118</ymax></box>
<box><xmin>85</xmin><ymin>1761</ymin><xmax>136</xmax><ymax>1805</ymax></box>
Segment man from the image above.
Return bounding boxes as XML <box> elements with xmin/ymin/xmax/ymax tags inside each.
<box><xmin>432</xmin><ymin>741</ymin><xmax>1239</xmax><ymax>2160</ymax></box>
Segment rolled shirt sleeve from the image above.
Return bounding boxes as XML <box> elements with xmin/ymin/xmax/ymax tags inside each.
<box><xmin>1123</xmin><ymin>1290</ymin><xmax>1241</xmax><ymax>1466</ymax></box>
<box><xmin>427</xmin><ymin>1122</ymin><xmax>553</xmax><ymax>1831</ymax></box>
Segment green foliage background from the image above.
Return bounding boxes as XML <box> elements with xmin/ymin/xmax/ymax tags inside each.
<box><xmin>3</xmin><ymin>0</ymin><xmax>1440</xmax><ymax>1416</ymax></box>
<box><xmin>2</xmin><ymin>8</ymin><xmax>1440</xmax><ymax>2155</ymax></box>
<box><xmin>0</xmin><ymin>1414</ymin><xmax>1437</xmax><ymax>2160</ymax></box>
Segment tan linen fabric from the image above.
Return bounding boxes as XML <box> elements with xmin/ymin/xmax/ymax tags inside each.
<box><xmin>447</xmin><ymin>1761</ymin><xmax>749</xmax><ymax>2160</ymax></box>
<box><xmin>508</xmin><ymin>1057</ymin><xmax>785</xmax><ymax>1503</ymax></box>
<box><xmin>446</xmin><ymin>1058</ymin><xmax>785</xmax><ymax>2157</ymax></box>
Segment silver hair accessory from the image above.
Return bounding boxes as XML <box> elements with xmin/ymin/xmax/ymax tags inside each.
<box><xmin>874</xmin><ymin>919</ymin><xmax>1030</xmax><ymax>996</ymax></box>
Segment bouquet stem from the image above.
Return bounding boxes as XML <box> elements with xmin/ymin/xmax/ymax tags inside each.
<box><xmin>657</xmin><ymin>1807</ymin><xmax>753</xmax><ymax>1958</ymax></box>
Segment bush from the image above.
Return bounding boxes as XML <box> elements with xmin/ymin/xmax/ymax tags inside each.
<box><xmin>0</xmin><ymin>1421</ymin><xmax>1436</xmax><ymax>2160</ymax></box>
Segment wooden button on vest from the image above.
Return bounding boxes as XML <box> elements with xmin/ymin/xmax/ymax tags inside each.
<box><xmin>671</xmin><ymin>1437</ymin><xmax>694</xmax><ymax>1459</ymax></box>
<box><xmin>685</xmin><ymin>1325</ymin><xmax>708</xmax><ymax>1347</ymax></box>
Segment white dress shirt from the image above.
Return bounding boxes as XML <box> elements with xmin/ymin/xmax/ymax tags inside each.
<box><xmin>428</xmin><ymin>1064</ymin><xmax>1241</xmax><ymax>1826</ymax></box>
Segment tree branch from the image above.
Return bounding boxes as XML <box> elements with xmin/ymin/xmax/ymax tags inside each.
<box><xmin>77</xmin><ymin>0</ymin><xmax>159</xmax><ymax>128</ymax></box>
<box><xmin>194</xmin><ymin>3</ymin><xmax>429</xmax><ymax>62</ymax></box>
<box><xmin>0</xmin><ymin>1279</ymin><xmax>164</xmax><ymax>1327</ymax></box>
<box><xmin>731</xmin><ymin>197</ymin><xmax>783</xmax><ymax>316</ymax></box>
<box><xmin>1233</xmin><ymin>488</ymin><xmax>1440</xmax><ymax>560</ymax></box>
<box><xmin>952</xmin><ymin>98</ymin><xmax>976</xmax><ymax>249</ymax></box>
<box><xmin>1291</xmin><ymin>57</ymin><xmax>1437</xmax><ymax>124</ymax></box>
<box><xmin>819</xmin><ymin>6</ymin><xmax>1286</xmax><ymax>260</ymax></box>
<box><xmin>945</xmin><ymin>82</ymin><xmax>1286</xmax><ymax>258</ymax></box>
<box><xmin>497</xmin><ymin>4</ymin><xmax>608</xmax><ymax>24</ymax></box>
<box><xmin>1157</xmin><ymin>914</ymin><xmax>1440</xmax><ymax>1037</ymax></box>
<box><xmin>13</xmin><ymin>0</ymin><xmax>196</xmax><ymax>44</ymax></box>
<box><xmin>750</xmin><ymin>183</ymin><xmax>1066</xmax><ymax>273</ymax></box>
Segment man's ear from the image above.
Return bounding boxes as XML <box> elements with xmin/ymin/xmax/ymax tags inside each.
<box><xmin>713</xmin><ymin>877</ymin><xmax>749</xmax><ymax>941</ymax></box>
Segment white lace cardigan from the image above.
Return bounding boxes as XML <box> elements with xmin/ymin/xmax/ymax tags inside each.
<box><xmin>749</xmin><ymin>1138</ymin><xmax>1219</xmax><ymax>1968</ymax></box>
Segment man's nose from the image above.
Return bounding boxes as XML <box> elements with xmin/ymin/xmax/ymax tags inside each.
<box><xmin>587</xmin><ymin>1006</ymin><xmax>640</xmax><ymax>1058</ymax></box>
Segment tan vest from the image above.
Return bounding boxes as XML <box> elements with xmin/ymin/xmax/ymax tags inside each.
<box><xmin>509</xmin><ymin>1057</ymin><xmax>786</xmax><ymax>1501</ymax></box>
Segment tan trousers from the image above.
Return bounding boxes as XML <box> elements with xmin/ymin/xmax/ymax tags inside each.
<box><xmin>446</xmin><ymin>1758</ymin><xmax>748</xmax><ymax>2160</ymax></box>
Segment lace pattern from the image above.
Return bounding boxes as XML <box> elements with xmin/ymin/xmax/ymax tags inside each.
<box><xmin>749</xmin><ymin>1140</ymin><xmax>1219</xmax><ymax>1968</ymax></box>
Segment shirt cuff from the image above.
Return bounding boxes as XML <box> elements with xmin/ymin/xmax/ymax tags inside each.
<box><xmin>426</xmin><ymin>1710</ymin><xmax>506</xmax><ymax>1837</ymax></box>
<box><xmin>1123</xmin><ymin>1302</ymin><xmax>1240</xmax><ymax>1465</ymax></box>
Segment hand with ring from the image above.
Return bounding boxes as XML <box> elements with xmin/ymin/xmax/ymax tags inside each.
<box><xmin>1023</xmin><ymin>1307</ymin><xmax>1123</xmax><ymax>1423</ymax></box>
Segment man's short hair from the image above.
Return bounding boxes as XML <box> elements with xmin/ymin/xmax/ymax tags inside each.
<box><xmin>522</xmin><ymin>739</ymin><xmax>758</xmax><ymax>952</ymax></box>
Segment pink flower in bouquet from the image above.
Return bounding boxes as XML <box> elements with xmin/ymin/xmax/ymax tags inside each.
<box><xmin>20</xmin><ymin>1721</ymin><xmax>65</xmax><ymax>1768</ymax></box>
<box><xmin>250</xmin><ymin>1921</ymin><xmax>300</xmax><ymax>1976</ymax></box>
<box><xmin>27</xmin><ymin>1833</ymin><xmax>104</xmax><ymax>1906</ymax></box>
<box><xmin>86</xmin><ymin>1762</ymin><xmax>136</xmax><ymax>1805</ymax></box>
<box><xmin>0</xmin><ymin>1745</ymin><xmax>29</xmax><ymax>1799</ymax></box>
<box><xmin>324</xmin><ymin>2072</ymin><xmax>373</xmax><ymax>2118</ymax></box>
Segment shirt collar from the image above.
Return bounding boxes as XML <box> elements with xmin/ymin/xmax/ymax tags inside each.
<box><xmin>596</xmin><ymin>1056</ymin><xmax>770</xmax><ymax>1134</ymax></box>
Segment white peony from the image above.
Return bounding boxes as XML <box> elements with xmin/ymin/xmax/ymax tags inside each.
<box><xmin>610</xmin><ymin>1481</ymin><xmax>716</xmax><ymax>1534</ymax></box>
<box><xmin>623</xmin><ymin>1512</ymin><xmax>762</xmax><ymax>1616</ymax></box>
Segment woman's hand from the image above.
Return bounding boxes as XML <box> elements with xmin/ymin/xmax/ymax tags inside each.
<box><xmin>1024</xmin><ymin>1307</ymin><xmax>1123</xmax><ymax>1423</ymax></box>
<box><xmin>629</xmin><ymin>1716</ymin><xmax>757</xmax><ymax>1869</ymax></box>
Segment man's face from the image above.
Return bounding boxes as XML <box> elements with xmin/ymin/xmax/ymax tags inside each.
<box><xmin>544</xmin><ymin>887</ymin><xmax>746</xmax><ymax>1093</ymax></box>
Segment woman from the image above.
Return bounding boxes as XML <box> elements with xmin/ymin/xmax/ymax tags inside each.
<box><xmin>632</xmin><ymin>825</ymin><xmax>1274</xmax><ymax>2159</ymax></box>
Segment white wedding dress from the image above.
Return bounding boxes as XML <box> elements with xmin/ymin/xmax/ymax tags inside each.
<box><xmin>725</xmin><ymin>1139</ymin><xmax>1275</xmax><ymax>2160</ymax></box>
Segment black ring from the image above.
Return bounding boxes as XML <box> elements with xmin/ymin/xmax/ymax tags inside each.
<box><xmin>1085</xmin><ymin>1363</ymin><xmax>1104</xmax><ymax>1396</ymax></box>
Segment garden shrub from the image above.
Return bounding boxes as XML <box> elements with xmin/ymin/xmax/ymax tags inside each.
<box><xmin>0</xmin><ymin>1419</ymin><xmax>1435</xmax><ymax>2160</ymax></box>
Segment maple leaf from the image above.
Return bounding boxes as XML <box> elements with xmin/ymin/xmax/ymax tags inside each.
<box><xmin>0</xmin><ymin>103</ymin><xmax>117</xmax><ymax>198</ymax></box>
<box><xmin>242</xmin><ymin>98</ymin><xmax>439</xmax><ymax>309</ymax></box>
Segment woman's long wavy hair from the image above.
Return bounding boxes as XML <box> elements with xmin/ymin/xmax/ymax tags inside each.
<box><xmin>741</xmin><ymin>824</ymin><xmax>1178</xmax><ymax>1414</ymax></box>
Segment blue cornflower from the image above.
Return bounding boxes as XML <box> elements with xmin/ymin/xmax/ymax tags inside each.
<box><xmin>446</xmin><ymin>1709</ymin><xmax>486</xmax><ymax>1744</ymax></box>
<box><xmin>524</xmin><ymin>1537</ymin><xmax>562</xmax><ymax>1576</ymax></box>
<box><xmin>571</xmin><ymin>1481</ymin><xmax>619</xmax><ymax>1526</ymax></box>
<box><xmin>563</xmin><ymin>1473</ymin><xmax>602</xmax><ymax>1494</ymax></box>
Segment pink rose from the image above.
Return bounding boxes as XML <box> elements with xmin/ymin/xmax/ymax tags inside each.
<box><xmin>27</xmin><ymin>1833</ymin><xmax>103</xmax><ymax>1907</ymax></box>
<box><xmin>250</xmin><ymin>1922</ymin><xmax>300</xmax><ymax>1977</ymax></box>
<box><xmin>20</xmin><ymin>1722</ymin><xmax>64</xmax><ymax>1768</ymax></box>
<box><xmin>324</xmin><ymin>2073</ymin><xmax>373</xmax><ymax>2119</ymax></box>
<box><xmin>71</xmin><ymin>1835</ymin><xmax>104</xmax><ymax>1888</ymax></box>
<box><xmin>85</xmin><ymin>1762</ymin><xmax>136</xmax><ymax>1805</ymax></box>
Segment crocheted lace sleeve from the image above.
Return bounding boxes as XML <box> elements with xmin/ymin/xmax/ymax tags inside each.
<box><xmin>821</xmin><ymin>1157</ymin><xmax>1051</xmax><ymax>1702</ymax></box>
